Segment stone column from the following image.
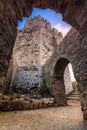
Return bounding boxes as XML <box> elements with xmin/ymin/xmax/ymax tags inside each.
<box><xmin>51</xmin><ymin>78</ymin><xmax>67</xmax><ymax>106</ymax></box>
<box><xmin>0</xmin><ymin>1</ymin><xmax>17</xmax><ymax>94</ymax></box>
<box><xmin>78</xmin><ymin>32</ymin><xmax>87</xmax><ymax>119</ymax></box>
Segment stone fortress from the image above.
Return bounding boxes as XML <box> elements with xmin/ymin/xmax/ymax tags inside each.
<box><xmin>7</xmin><ymin>16</ymin><xmax>73</xmax><ymax>95</ymax></box>
<box><xmin>0</xmin><ymin>0</ymin><xmax>87</xmax><ymax>120</ymax></box>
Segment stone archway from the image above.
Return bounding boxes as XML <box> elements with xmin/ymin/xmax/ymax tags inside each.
<box><xmin>0</xmin><ymin>0</ymin><xmax>87</xmax><ymax>82</ymax></box>
<box><xmin>52</xmin><ymin>58</ymin><xmax>69</xmax><ymax>106</ymax></box>
<box><xmin>43</xmin><ymin>27</ymin><xmax>87</xmax><ymax>119</ymax></box>
<box><xmin>0</xmin><ymin>0</ymin><xmax>87</xmax><ymax>119</ymax></box>
<box><xmin>52</xmin><ymin>58</ymin><xmax>78</xmax><ymax>106</ymax></box>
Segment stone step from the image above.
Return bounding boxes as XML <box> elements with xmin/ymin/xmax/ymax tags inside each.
<box><xmin>72</xmin><ymin>93</ymin><xmax>79</xmax><ymax>95</ymax></box>
<box><xmin>68</xmin><ymin>95</ymin><xmax>79</xmax><ymax>98</ymax></box>
<box><xmin>67</xmin><ymin>97</ymin><xmax>79</xmax><ymax>101</ymax></box>
<box><xmin>71</xmin><ymin>93</ymin><xmax>79</xmax><ymax>95</ymax></box>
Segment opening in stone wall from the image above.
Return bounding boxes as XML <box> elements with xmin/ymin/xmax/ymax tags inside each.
<box><xmin>53</xmin><ymin>58</ymin><xmax>80</xmax><ymax>106</ymax></box>
<box><xmin>64</xmin><ymin>63</ymin><xmax>78</xmax><ymax>95</ymax></box>
<box><xmin>0</xmin><ymin>0</ymin><xmax>87</xmax><ymax>124</ymax></box>
<box><xmin>0</xmin><ymin>2</ymin><xmax>86</xmax><ymax>122</ymax></box>
<box><xmin>4</xmin><ymin>8</ymin><xmax>72</xmax><ymax>94</ymax></box>
<box><xmin>64</xmin><ymin>63</ymin><xmax>79</xmax><ymax>104</ymax></box>
<box><xmin>2</xmin><ymin>7</ymin><xmax>81</xmax><ymax>111</ymax></box>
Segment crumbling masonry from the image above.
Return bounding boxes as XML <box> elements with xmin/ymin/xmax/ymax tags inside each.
<box><xmin>7</xmin><ymin>16</ymin><xmax>73</xmax><ymax>95</ymax></box>
<box><xmin>0</xmin><ymin>0</ymin><xmax>87</xmax><ymax>119</ymax></box>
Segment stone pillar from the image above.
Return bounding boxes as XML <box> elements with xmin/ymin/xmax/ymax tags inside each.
<box><xmin>51</xmin><ymin>79</ymin><xmax>67</xmax><ymax>106</ymax></box>
<box><xmin>4</xmin><ymin>53</ymin><xmax>18</xmax><ymax>94</ymax></box>
<box><xmin>51</xmin><ymin>58</ymin><xmax>69</xmax><ymax>106</ymax></box>
<box><xmin>0</xmin><ymin>1</ymin><xmax>17</xmax><ymax>94</ymax></box>
<box><xmin>78</xmin><ymin>33</ymin><xmax>87</xmax><ymax>119</ymax></box>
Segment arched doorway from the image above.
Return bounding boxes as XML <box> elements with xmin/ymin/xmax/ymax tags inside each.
<box><xmin>52</xmin><ymin>58</ymin><xmax>70</xmax><ymax>106</ymax></box>
<box><xmin>64</xmin><ymin>63</ymin><xmax>79</xmax><ymax>105</ymax></box>
<box><xmin>52</xmin><ymin>58</ymin><xmax>79</xmax><ymax>106</ymax></box>
<box><xmin>64</xmin><ymin>63</ymin><xmax>77</xmax><ymax>95</ymax></box>
<box><xmin>0</xmin><ymin>0</ymin><xmax>87</xmax><ymax>119</ymax></box>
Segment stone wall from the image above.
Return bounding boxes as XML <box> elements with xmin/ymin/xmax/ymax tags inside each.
<box><xmin>13</xmin><ymin>18</ymin><xmax>43</xmax><ymax>92</ymax></box>
<box><xmin>43</xmin><ymin>27</ymin><xmax>87</xmax><ymax>118</ymax></box>
<box><xmin>5</xmin><ymin>53</ymin><xmax>18</xmax><ymax>94</ymax></box>
<box><xmin>0</xmin><ymin>0</ymin><xmax>87</xmax><ymax>119</ymax></box>
<box><xmin>13</xmin><ymin>67</ymin><xmax>41</xmax><ymax>93</ymax></box>
<box><xmin>12</xmin><ymin>16</ymin><xmax>63</xmax><ymax>93</ymax></box>
<box><xmin>64</xmin><ymin>65</ymin><xmax>73</xmax><ymax>95</ymax></box>
<box><xmin>0</xmin><ymin>0</ymin><xmax>86</xmax><ymax>89</ymax></box>
<box><xmin>9</xmin><ymin>16</ymin><xmax>73</xmax><ymax>95</ymax></box>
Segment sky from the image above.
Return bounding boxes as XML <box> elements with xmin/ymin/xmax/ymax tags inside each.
<box><xmin>18</xmin><ymin>8</ymin><xmax>71</xmax><ymax>37</ymax></box>
<box><xmin>18</xmin><ymin>8</ymin><xmax>75</xmax><ymax>81</ymax></box>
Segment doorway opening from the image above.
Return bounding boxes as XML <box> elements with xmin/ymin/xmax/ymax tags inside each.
<box><xmin>53</xmin><ymin>58</ymin><xmax>79</xmax><ymax>106</ymax></box>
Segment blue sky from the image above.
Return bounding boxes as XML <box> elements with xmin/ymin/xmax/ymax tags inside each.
<box><xmin>18</xmin><ymin>8</ymin><xmax>71</xmax><ymax>37</ymax></box>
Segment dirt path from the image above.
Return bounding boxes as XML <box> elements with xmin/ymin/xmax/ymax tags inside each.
<box><xmin>0</xmin><ymin>101</ymin><xmax>87</xmax><ymax>130</ymax></box>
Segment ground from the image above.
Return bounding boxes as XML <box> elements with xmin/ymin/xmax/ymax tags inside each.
<box><xmin>0</xmin><ymin>101</ymin><xmax>87</xmax><ymax>130</ymax></box>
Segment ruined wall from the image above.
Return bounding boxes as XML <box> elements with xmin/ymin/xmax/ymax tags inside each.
<box><xmin>0</xmin><ymin>0</ymin><xmax>87</xmax><ymax>119</ymax></box>
<box><xmin>64</xmin><ymin>65</ymin><xmax>73</xmax><ymax>95</ymax></box>
<box><xmin>12</xmin><ymin>16</ymin><xmax>63</xmax><ymax>93</ymax></box>
<box><xmin>44</xmin><ymin>27</ymin><xmax>87</xmax><ymax>118</ymax></box>
<box><xmin>43</xmin><ymin>29</ymin><xmax>76</xmax><ymax>105</ymax></box>
<box><xmin>10</xmin><ymin>16</ymin><xmax>73</xmax><ymax>95</ymax></box>
<box><xmin>0</xmin><ymin>1</ymin><xmax>17</xmax><ymax>92</ymax></box>
<box><xmin>0</xmin><ymin>0</ymin><xmax>86</xmax><ymax>86</ymax></box>
<box><xmin>5</xmin><ymin>53</ymin><xmax>18</xmax><ymax>94</ymax></box>
<box><xmin>13</xmin><ymin>18</ymin><xmax>42</xmax><ymax>93</ymax></box>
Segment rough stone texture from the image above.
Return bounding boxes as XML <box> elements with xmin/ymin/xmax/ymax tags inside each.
<box><xmin>0</xmin><ymin>0</ymin><xmax>87</xmax><ymax>119</ymax></box>
<box><xmin>12</xmin><ymin>16</ymin><xmax>63</xmax><ymax>93</ymax></box>
<box><xmin>0</xmin><ymin>0</ymin><xmax>87</xmax><ymax>86</ymax></box>
<box><xmin>0</xmin><ymin>96</ymin><xmax>55</xmax><ymax>111</ymax></box>
<box><xmin>5</xmin><ymin>53</ymin><xmax>18</xmax><ymax>94</ymax></box>
<box><xmin>8</xmin><ymin>17</ymin><xmax>73</xmax><ymax>96</ymax></box>
<box><xmin>64</xmin><ymin>65</ymin><xmax>73</xmax><ymax>95</ymax></box>
<box><xmin>0</xmin><ymin>1</ymin><xmax>17</xmax><ymax>91</ymax></box>
<box><xmin>44</xmin><ymin>28</ymin><xmax>87</xmax><ymax>119</ymax></box>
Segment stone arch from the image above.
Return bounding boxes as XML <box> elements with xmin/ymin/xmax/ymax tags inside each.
<box><xmin>54</xmin><ymin>58</ymin><xmax>69</xmax><ymax>79</ymax></box>
<box><xmin>52</xmin><ymin>58</ymin><xmax>70</xmax><ymax>106</ymax></box>
<box><xmin>52</xmin><ymin>51</ymin><xmax>87</xmax><ymax>119</ymax></box>
<box><xmin>0</xmin><ymin>0</ymin><xmax>87</xmax><ymax>119</ymax></box>
<box><xmin>0</xmin><ymin>0</ymin><xmax>86</xmax><ymax>88</ymax></box>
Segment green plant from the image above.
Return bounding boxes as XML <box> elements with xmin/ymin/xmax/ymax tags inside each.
<box><xmin>39</xmin><ymin>85</ymin><xmax>51</xmax><ymax>98</ymax></box>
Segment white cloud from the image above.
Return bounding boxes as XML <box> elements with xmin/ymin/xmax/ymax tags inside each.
<box><xmin>53</xmin><ymin>23</ymin><xmax>71</xmax><ymax>37</ymax></box>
